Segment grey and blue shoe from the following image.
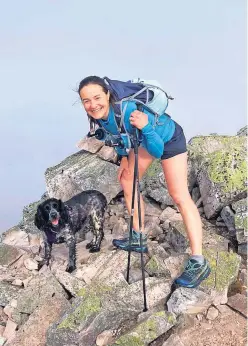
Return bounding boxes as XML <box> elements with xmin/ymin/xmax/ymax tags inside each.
<box><xmin>112</xmin><ymin>230</ymin><xmax>148</xmax><ymax>253</ymax></box>
<box><xmin>174</xmin><ymin>257</ymin><xmax>211</xmax><ymax>288</ymax></box>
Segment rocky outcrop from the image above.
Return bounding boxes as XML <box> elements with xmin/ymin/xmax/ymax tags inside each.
<box><xmin>0</xmin><ymin>126</ymin><xmax>246</xmax><ymax>346</ymax></box>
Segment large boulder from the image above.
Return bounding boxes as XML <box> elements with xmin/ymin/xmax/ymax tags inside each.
<box><xmin>45</xmin><ymin>150</ymin><xmax>122</xmax><ymax>203</ymax></box>
<box><xmin>188</xmin><ymin>135</ymin><xmax>247</xmax><ymax>218</ymax></box>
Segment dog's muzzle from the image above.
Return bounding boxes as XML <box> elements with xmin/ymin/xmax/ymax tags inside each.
<box><xmin>49</xmin><ymin>210</ymin><xmax>60</xmax><ymax>226</ymax></box>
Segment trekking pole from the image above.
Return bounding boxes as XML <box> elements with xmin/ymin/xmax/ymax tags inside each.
<box><xmin>126</xmin><ymin>106</ymin><xmax>148</xmax><ymax>312</ymax></box>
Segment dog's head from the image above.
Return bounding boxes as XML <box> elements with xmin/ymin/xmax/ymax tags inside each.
<box><xmin>34</xmin><ymin>198</ymin><xmax>69</xmax><ymax>230</ymax></box>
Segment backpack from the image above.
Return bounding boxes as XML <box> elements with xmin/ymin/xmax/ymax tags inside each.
<box><xmin>103</xmin><ymin>77</ymin><xmax>174</xmax><ymax>133</ymax></box>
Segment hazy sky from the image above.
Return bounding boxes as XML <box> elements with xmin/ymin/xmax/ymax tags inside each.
<box><xmin>0</xmin><ymin>0</ymin><xmax>246</xmax><ymax>232</ymax></box>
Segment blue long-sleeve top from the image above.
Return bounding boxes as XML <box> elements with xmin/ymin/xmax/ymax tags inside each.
<box><xmin>98</xmin><ymin>101</ymin><xmax>175</xmax><ymax>158</ymax></box>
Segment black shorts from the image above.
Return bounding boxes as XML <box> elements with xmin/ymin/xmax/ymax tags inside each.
<box><xmin>161</xmin><ymin>121</ymin><xmax>187</xmax><ymax>160</ymax></box>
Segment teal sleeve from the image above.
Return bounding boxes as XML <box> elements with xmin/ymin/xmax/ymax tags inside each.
<box><xmin>141</xmin><ymin>123</ymin><xmax>164</xmax><ymax>158</ymax></box>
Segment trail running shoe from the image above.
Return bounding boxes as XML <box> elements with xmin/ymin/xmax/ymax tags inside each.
<box><xmin>112</xmin><ymin>230</ymin><xmax>148</xmax><ymax>253</ymax></box>
<box><xmin>174</xmin><ymin>257</ymin><xmax>211</xmax><ymax>288</ymax></box>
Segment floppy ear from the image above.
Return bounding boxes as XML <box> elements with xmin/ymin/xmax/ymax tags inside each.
<box><xmin>59</xmin><ymin>200</ymin><xmax>69</xmax><ymax>223</ymax></box>
<box><xmin>34</xmin><ymin>205</ymin><xmax>45</xmax><ymax>229</ymax></box>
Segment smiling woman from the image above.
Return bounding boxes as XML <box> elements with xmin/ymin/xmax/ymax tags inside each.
<box><xmin>77</xmin><ymin>75</ymin><xmax>211</xmax><ymax>289</ymax></box>
<box><xmin>78</xmin><ymin>76</ymin><xmax>111</xmax><ymax>132</ymax></box>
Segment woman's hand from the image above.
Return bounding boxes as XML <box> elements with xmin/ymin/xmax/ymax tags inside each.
<box><xmin>117</xmin><ymin>157</ymin><xmax>130</xmax><ymax>181</ymax></box>
<box><xmin>129</xmin><ymin>110</ymin><xmax>148</xmax><ymax>130</ymax></box>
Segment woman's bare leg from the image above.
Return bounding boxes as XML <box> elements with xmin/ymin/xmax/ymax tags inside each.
<box><xmin>120</xmin><ymin>148</ymin><xmax>154</xmax><ymax>233</ymax></box>
<box><xmin>161</xmin><ymin>152</ymin><xmax>202</xmax><ymax>255</ymax></box>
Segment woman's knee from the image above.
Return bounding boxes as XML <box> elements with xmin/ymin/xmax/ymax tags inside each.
<box><xmin>169</xmin><ymin>190</ymin><xmax>192</xmax><ymax>207</ymax></box>
<box><xmin>120</xmin><ymin>171</ymin><xmax>133</xmax><ymax>194</ymax></box>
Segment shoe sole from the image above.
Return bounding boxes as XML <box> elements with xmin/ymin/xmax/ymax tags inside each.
<box><xmin>175</xmin><ymin>267</ymin><xmax>211</xmax><ymax>289</ymax></box>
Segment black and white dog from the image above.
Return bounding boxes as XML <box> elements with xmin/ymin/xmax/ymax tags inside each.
<box><xmin>34</xmin><ymin>190</ymin><xmax>107</xmax><ymax>273</ymax></box>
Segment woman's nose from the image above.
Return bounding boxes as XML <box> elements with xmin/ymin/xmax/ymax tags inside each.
<box><xmin>90</xmin><ymin>100</ymin><xmax>97</xmax><ymax>109</ymax></box>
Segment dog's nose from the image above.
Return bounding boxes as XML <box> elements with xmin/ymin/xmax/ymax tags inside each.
<box><xmin>50</xmin><ymin>212</ymin><xmax>57</xmax><ymax>219</ymax></box>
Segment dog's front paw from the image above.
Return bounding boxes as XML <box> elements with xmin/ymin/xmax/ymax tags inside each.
<box><xmin>89</xmin><ymin>245</ymin><xmax>101</xmax><ymax>253</ymax></box>
<box><xmin>66</xmin><ymin>264</ymin><xmax>76</xmax><ymax>273</ymax></box>
<box><xmin>38</xmin><ymin>258</ymin><xmax>50</xmax><ymax>270</ymax></box>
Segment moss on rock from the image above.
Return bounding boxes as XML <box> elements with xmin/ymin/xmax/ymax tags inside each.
<box><xmin>202</xmin><ymin>249</ymin><xmax>241</xmax><ymax>291</ymax></box>
<box><xmin>57</xmin><ymin>284</ymin><xmax>112</xmax><ymax>330</ymax></box>
<box><xmin>114</xmin><ymin>311</ymin><xmax>175</xmax><ymax>345</ymax></box>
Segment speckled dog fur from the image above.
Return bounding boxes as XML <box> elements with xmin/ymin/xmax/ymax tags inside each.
<box><xmin>34</xmin><ymin>190</ymin><xmax>107</xmax><ymax>273</ymax></box>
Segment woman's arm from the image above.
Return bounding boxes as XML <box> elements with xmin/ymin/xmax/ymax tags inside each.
<box><xmin>129</xmin><ymin>109</ymin><xmax>164</xmax><ymax>158</ymax></box>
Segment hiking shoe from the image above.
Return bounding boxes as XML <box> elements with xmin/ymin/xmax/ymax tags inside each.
<box><xmin>112</xmin><ymin>230</ymin><xmax>148</xmax><ymax>253</ymax></box>
<box><xmin>174</xmin><ymin>257</ymin><xmax>211</xmax><ymax>288</ymax></box>
<box><xmin>112</xmin><ymin>230</ymin><xmax>133</xmax><ymax>248</ymax></box>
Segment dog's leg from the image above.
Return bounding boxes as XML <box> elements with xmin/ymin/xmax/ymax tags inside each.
<box><xmin>89</xmin><ymin>211</ymin><xmax>104</xmax><ymax>253</ymax></box>
<box><xmin>40</xmin><ymin>235</ymin><xmax>52</xmax><ymax>269</ymax></box>
<box><xmin>65</xmin><ymin>232</ymin><xmax>77</xmax><ymax>273</ymax></box>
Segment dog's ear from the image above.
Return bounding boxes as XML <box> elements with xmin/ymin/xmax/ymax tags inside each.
<box><xmin>34</xmin><ymin>205</ymin><xmax>45</xmax><ymax>229</ymax></box>
<box><xmin>59</xmin><ymin>200</ymin><xmax>69</xmax><ymax>223</ymax></box>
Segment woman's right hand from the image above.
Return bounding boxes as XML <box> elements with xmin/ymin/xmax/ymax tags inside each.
<box><xmin>117</xmin><ymin>157</ymin><xmax>131</xmax><ymax>181</ymax></box>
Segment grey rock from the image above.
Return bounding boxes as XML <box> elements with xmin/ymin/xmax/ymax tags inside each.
<box><xmin>0</xmin><ymin>282</ymin><xmax>21</xmax><ymax>307</ymax></box>
<box><xmin>45</xmin><ymin>150</ymin><xmax>122</xmax><ymax>203</ymax></box>
<box><xmin>221</xmin><ymin>206</ymin><xmax>236</xmax><ymax>232</ymax></box>
<box><xmin>237</xmin><ymin>125</ymin><xmax>248</xmax><ymax>136</ymax></box>
<box><xmin>167</xmin><ymin>287</ymin><xmax>213</xmax><ymax>315</ymax></box>
<box><xmin>188</xmin><ymin>136</ymin><xmax>247</xmax><ymax>219</ymax></box>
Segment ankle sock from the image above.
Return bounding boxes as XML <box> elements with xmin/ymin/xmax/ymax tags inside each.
<box><xmin>190</xmin><ymin>255</ymin><xmax>204</xmax><ymax>264</ymax></box>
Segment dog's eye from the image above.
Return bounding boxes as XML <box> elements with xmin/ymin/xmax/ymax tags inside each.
<box><xmin>45</xmin><ymin>205</ymin><xmax>50</xmax><ymax>211</ymax></box>
<box><xmin>52</xmin><ymin>203</ymin><xmax>58</xmax><ymax>209</ymax></box>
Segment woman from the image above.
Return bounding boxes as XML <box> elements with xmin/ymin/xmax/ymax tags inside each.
<box><xmin>78</xmin><ymin>75</ymin><xmax>210</xmax><ymax>288</ymax></box>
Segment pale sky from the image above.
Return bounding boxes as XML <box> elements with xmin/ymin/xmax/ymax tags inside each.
<box><xmin>0</xmin><ymin>0</ymin><xmax>246</xmax><ymax>232</ymax></box>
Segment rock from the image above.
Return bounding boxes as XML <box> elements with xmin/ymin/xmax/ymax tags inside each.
<box><xmin>163</xmin><ymin>254</ymin><xmax>188</xmax><ymax>280</ymax></box>
<box><xmin>202</xmin><ymin>249</ymin><xmax>241</xmax><ymax>292</ymax></box>
<box><xmin>227</xmin><ymin>293</ymin><xmax>247</xmax><ymax>317</ymax></box>
<box><xmin>206</xmin><ymin>306</ymin><xmax>219</xmax><ymax>320</ymax></box>
<box><xmin>0</xmin><ymin>244</ymin><xmax>25</xmax><ymax>267</ymax></box>
<box><xmin>76</xmin><ymin>136</ymin><xmax>104</xmax><ymax>153</ymax></box>
<box><xmin>45</xmin><ymin>150</ymin><xmax>122</xmax><ymax>203</ymax></box>
<box><xmin>0</xmin><ymin>337</ymin><xmax>7</xmax><ymax>346</ymax></box>
<box><xmin>10</xmin><ymin>295</ymin><xmax>70</xmax><ymax>346</ymax></box>
<box><xmin>162</xmin><ymin>334</ymin><xmax>185</xmax><ymax>346</ymax></box>
<box><xmin>52</xmin><ymin>268</ymin><xmax>85</xmax><ymax>296</ymax></box>
<box><xmin>13</xmin><ymin>273</ymin><xmax>68</xmax><ymax>316</ymax></box>
<box><xmin>164</xmin><ymin>221</ymin><xmax>190</xmax><ymax>253</ymax></box>
<box><xmin>23</xmin><ymin>258</ymin><xmax>38</xmax><ymax>271</ymax></box>
<box><xmin>232</xmin><ymin>198</ymin><xmax>248</xmax><ymax>244</ymax></box>
<box><xmin>145</xmin><ymin>255</ymin><xmax>170</xmax><ymax>278</ymax></box>
<box><xmin>1</xmin><ymin>227</ymin><xmax>29</xmax><ymax>248</ymax></box>
<box><xmin>191</xmin><ymin>187</ymin><xmax>201</xmax><ymax>203</ymax></box>
<box><xmin>237</xmin><ymin>125</ymin><xmax>247</xmax><ymax>136</ymax></box>
<box><xmin>0</xmin><ymin>282</ymin><xmax>21</xmax><ymax>307</ymax></box>
<box><xmin>122</xmin><ymin>267</ymin><xmax>149</xmax><ymax>284</ymax></box>
<box><xmin>159</xmin><ymin>207</ymin><xmax>177</xmax><ymax>222</ymax></box>
<box><xmin>188</xmin><ymin>136</ymin><xmax>247</xmax><ymax>219</ymax></box>
<box><xmin>3</xmin><ymin>319</ymin><xmax>17</xmax><ymax>341</ymax></box>
<box><xmin>96</xmin><ymin>330</ymin><xmax>114</xmax><ymax>346</ymax></box>
<box><xmin>46</xmin><ymin>278</ymin><xmax>172</xmax><ymax>346</ymax></box>
<box><xmin>220</xmin><ymin>206</ymin><xmax>235</xmax><ymax>232</ymax></box>
<box><xmin>167</xmin><ymin>287</ymin><xmax>214</xmax><ymax>315</ymax></box>
<box><xmin>97</xmin><ymin>146</ymin><xmax>118</xmax><ymax>163</ymax></box>
<box><xmin>113</xmin><ymin>311</ymin><xmax>176</xmax><ymax>345</ymax></box>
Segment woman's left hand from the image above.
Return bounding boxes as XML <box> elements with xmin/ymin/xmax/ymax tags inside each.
<box><xmin>129</xmin><ymin>110</ymin><xmax>148</xmax><ymax>130</ymax></box>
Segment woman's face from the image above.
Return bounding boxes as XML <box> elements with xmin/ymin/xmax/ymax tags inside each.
<box><xmin>80</xmin><ymin>84</ymin><xmax>110</xmax><ymax>120</ymax></box>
